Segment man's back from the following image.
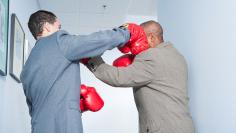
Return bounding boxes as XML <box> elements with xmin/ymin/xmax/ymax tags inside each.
<box><xmin>20</xmin><ymin>31</ymin><xmax>83</xmax><ymax>133</ymax></box>
<box><xmin>133</xmin><ymin>42</ymin><xmax>194</xmax><ymax>133</ymax></box>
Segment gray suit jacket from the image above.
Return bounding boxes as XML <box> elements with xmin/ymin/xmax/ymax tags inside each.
<box><xmin>87</xmin><ymin>42</ymin><xmax>195</xmax><ymax>133</ymax></box>
<box><xmin>20</xmin><ymin>29</ymin><xmax>130</xmax><ymax>133</ymax></box>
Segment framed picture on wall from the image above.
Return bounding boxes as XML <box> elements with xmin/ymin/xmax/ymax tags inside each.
<box><xmin>24</xmin><ymin>39</ymin><xmax>32</xmax><ymax>64</ymax></box>
<box><xmin>0</xmin><ymin>0</ymin><xmax>9</xmax><ymax>76</ymax></box>
<box><xmin>9</xmin><ymin>14</ymin><xmax>25</xmax><ymax>83</ymax></box>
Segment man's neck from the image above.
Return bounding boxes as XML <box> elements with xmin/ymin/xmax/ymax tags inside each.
<box><xmin>37</xmin><ymin>31</ymin><xmax>57</xmax><ymax>39</ymax></box>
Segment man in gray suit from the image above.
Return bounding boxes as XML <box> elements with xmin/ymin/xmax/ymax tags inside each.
<box><xmin>20</xmin><ymin>10</ymin><xmax>146</xmax><ymax>133</ymax></box>
<box><xmin>85</xmin><ymin>21</ymin><xmax>195</xmax><ymax>133</ymax></box>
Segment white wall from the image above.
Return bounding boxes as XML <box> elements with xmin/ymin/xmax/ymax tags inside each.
<box><xmin>125</xmin><ymin>15</ymin><xmax>157</xmax><ymax>25</ymax></box>
<box><xmin>0</xmin><ymin>0</ymin><xmax>39</xmax><ymax>133</ymax></box>
<box><xmin>157</xmin><ymin>0</ymin><xmax>236</xmax><ymax>133</ymax></box>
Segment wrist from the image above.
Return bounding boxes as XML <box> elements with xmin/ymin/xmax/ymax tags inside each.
<box><xmin>87</xmin><ymin>56</ymin><xmax>105</xmax><ymax>72</ymax></box>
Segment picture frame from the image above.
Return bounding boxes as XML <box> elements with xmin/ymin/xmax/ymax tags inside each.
<box><xmin>24</xmin><ymin>39</ymin><xmax>32</xmax><ymax>64</ymax></box>
<box><xmin>9</xmin><ymin>14</ymin><xmax>25</xmax><ymax>83</ymax></box>
<box><xmin>0</xmin><ymin>0</ymin><xmax>9</xmax><ymax>76</ymax></box>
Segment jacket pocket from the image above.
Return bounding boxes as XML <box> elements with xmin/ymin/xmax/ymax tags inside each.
<box><xmin>66</xmin><ymin>101</ymin><xmax>83</xmax><ymax>133</ymax></box>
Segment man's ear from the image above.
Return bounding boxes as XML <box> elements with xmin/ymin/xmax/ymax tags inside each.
<box><xmin>43</xmin><ymin>22</ymin><xmax>51</xmax><ymax>32</ymax></box>
<box><xmin>146</xmin><ymin>33</ymin><xmax>153</xmax><ymax>47</ymax></box>
<box><xmin>157</xmin><ymin>35</ymin><xmax>164</xmax><ymax>44</ymax></box>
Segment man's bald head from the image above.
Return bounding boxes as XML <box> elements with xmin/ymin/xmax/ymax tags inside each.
<box><xmin>140</xmin><ymin>20</ymin><xmax>164</xmax><ymax>47</ymax></box>
<box><xmin>140</xmin><ymin>20</ymin><xmax>163</xmax><ymax>36</ymax></box>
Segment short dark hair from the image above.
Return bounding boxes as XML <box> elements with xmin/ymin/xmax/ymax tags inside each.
<box><xmin>28</xmin><ymin>10</ymin><xmax>57</xmax><ymax>39</ymax></box>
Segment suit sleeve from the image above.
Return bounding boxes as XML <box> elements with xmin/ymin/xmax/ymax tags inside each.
<box><xmin>87</xmin><ymin>56</ymin><xmax>155</xmax><ymax>87</ymax></box>
<box><xmin>57</xmin><ymin>29</ymin><xmax>130</xmax><ymax>61</ymax></box>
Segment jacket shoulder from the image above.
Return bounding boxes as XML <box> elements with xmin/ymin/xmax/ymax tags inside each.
<box><xmin>135</xmin><ymin>47</ymin><xmax>158</xmax><ymax>61</ymax></box>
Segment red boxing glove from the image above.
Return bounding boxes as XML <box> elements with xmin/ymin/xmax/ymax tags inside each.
<box><xmin>80</xmin><ymin>98</ymin><xmax>86</xmax><ymax>112</ymax></box>
<box><xmin>80</xmin><ymin>84</ymin><xmax>104</xmax><ymax>112</ymax></box>
<box><xmin>113</xmin><ymin>54</ymin><xmax>135</xmax><ymax>67</ymax></box>
<box><xmin>118</xmin><ymin>23</ymin><xmax>149</xmax><ymax>55</ymax></box>
<box><xmin>80</xmin><ymin>58</ymin><xmax>90</xmax><ymax>65</ymax></box>
<box><xmin>118</xmin><ymin>44</ymin><xmax>131</xmax><ymax>54</ymax></box>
